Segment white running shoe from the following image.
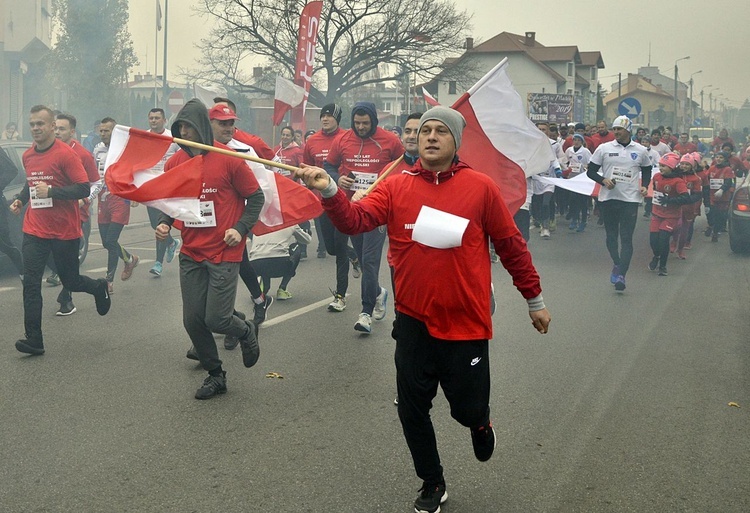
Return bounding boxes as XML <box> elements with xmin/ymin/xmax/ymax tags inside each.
<box><xmin>373</xmin><ymin>287</ymin><xmax>388</xmax><ymax>320</ymax></box>
<box><xmin>354</xmin><ymin>312</ymin><xmax>372</xmax><ymax>333</ymax></box>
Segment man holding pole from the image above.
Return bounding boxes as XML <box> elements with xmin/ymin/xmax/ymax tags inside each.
<box><xmin>155</xmin><ymin>99</ymin><xmax>264</xmax><ymax>399</ymax></box>
<box><xmin>296</xmin><ymin>106</ymin><xmax>550</xmax><ymax>513</ymax></box>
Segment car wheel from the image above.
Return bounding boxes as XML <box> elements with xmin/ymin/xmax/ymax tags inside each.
<box><xmin>729</xmin><ymin>230</ymin><xmax>750</xmax><ymax>254</ymax></box>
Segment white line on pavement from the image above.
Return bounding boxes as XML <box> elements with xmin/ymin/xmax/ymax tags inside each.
<box><xmin>85</xmin><ymin>259</ymin><xmax>155</xmax><ymax>273</ymax></box>
<box><xmin>262</xmin><ymin>296</ymin><xmax>339</xmax><ymax>328</ymax></box>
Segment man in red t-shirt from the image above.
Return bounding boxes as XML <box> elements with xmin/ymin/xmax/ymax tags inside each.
<box><xmin>589</xmin><ymin>120</ymin><xmax>616</xmax><ymax>151</ymax></box>
<box><xmin>298</xmin><ymin>106</ymin><xmax>551</xmax><ymax>513</ymax></box>
<box><xmin>673</xmin><ymin>132</ymin><xmax>698</xmax><ymax>155</ymax></box>
<box><xmin>304</xmin><ymin>104</ymin><xmax>345</xmax><ymax>260</ymax></box>
<box><xmin>10</xmin><ymin>105</ymin><xmax>111</xmax><ymax>355</ymax></box>
<box><xmin>155</xmin><ymin>99</ymin><xmax>265</xmax><ymax>400</ymax></box>
<box><xmin>51</xmin><ymin>112</ymin><xmax>101</xmax><ymax>316</ymax></box>
<box><xmin>323</xmin><ymin>101</ymin><xmax>403</xmax><ymax>333</ymax></box>
<box><xmin>212</xmin><ymin>96</ymin><xmax>274</xmax><ymax>160</ymax></box>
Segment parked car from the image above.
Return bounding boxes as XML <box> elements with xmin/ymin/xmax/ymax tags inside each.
<box><xmin>728</xmin><ymin>174</ymin><xmax>750</xmax><ymax>254</ymax></box>
<box><xmin>0</xmin><ymin>141</ymin><xmax>91</xmax><ymax>271</ymax></box>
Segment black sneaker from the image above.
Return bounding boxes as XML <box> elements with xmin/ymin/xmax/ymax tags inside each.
<box><xmin>240</xmin><ymin>321</ymin><xmax>259</xmax><ymax>368</ymax></box>
<box><xmin>253</xmin><ymin>295</ymin><xmax>274</xmax><ymax>326</ymax></box>
<box><xmin>658</xmin><ymin>267</ymin><xmax>668</xmax><ymax>276</ymax></box>
<box><xmin>195</xmin><ymin>371</ymin><xmax>227</xmax><ymax>399</ymax></box>
<box><xmin>648</xmin><ymin>256</ymin><xmax>659</xmax><ymax>271</ymax></box>
<box><xmin>414</xmin><ymin>481</ymin><xmax>447</xmax><ymax>513</ymax></box>
<box><xmin>471</xmin><ymin>421</ymin><xmax>496</xmax><ymax>462</ymax></box>
<box><xmin>93</xmin><ymin>278</ymin><xmax>111</xmax><ymax>316</ymax></box>
<box><xmin>186</xmin><ymin>346</ymin><xmax>199</xmax><ymax>361</ymax></box>
<box><xmin>15</xmin><ymin>338</ymin><xmax>45</xmax><ymax>355</ymax></box>
<box><xmin>56</xmin><ymin>301</ymin><xmax>77</xmax><ymax>316</ymax></box>
<box><xmin>224</xmin><ymin>311</ymin><xmax>246</xmax><ymax>350</ymax></box>
<box><xmin>46</xmin><ymin>273</ymin><xmax>61</xmax><ymax>286</ymax></box>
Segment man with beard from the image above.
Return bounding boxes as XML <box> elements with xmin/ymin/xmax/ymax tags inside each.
<box><xmin>323</xmin><ymin>102</ymin><xmax>402</xmax><ymax>333</ymax></box>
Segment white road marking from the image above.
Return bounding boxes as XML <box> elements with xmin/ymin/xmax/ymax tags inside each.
<box><xmin>262</xmin><ymin>294</ymin><xmax>348</xmax><ymax>328</ymax></box>
<box><xmin>85</xmin><ymin>259</ymin><xmax>155</xmax><ymax>273</ymax></box>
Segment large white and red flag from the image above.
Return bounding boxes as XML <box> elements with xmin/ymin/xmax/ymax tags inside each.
<box><xmin>422</xmin><ymin>87</ymin><xmax>440</xmax><ymax>107</ymax></box>
<box><xmin>104</xmin><ymin>125</ymin><xmax>204</xmax><ymax>222</ymax></box>
<box><xmin>451</xmin><ymin>58</ymin><xmax>556</xmax><ymax>213</ymax></box>
<box><xmin>273</xmin><ymin>75</ymin><xmax>306</xmax><ymax>126</ymax></box>
<box><xmin>290</xmin><ymin>0</ymin><xmax>324</xmax><ymax>130</ymax></box>
<box><xmin>536</xmin><ymin>173</ymin><xmax>601</xmax><ymax>197</ymax></box>
<box><xmin>227</xmin><ymin>139</ymin><xmax>322</xmax><ymax>236</ymax></box>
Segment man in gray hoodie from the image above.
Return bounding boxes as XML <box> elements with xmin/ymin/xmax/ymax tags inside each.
<box><xmin>155</xmin><ymin>99</ymin><xmax>265</xmax><ymax>399</ymax></box>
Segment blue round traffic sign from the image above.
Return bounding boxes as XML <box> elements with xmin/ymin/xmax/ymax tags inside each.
<box><xmin>618</xmin><ymin>98</ymin><xmax>642</xmax><ymax>119</ymax></box>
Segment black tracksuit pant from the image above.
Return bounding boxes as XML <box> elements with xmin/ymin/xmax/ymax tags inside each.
<box><xmin>393</xmin><ymin>312</ymin><xmax>490</xmax><ymax>483</ymax></box>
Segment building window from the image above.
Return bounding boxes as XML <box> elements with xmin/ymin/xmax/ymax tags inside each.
<box><xmin>449</xmin><ymin>81</ymin><xmax>457</xmax><ymax>94</ymax></box>
<box><xmin>383</xmin><ymin>101</ymin><xmax>392</xmax><ymax>112</ymax></box>
<box><xmin>567</xmin><ymin>89</ymin><xmax>573</xmax><ymax>95</ymax></box>
<box><xmin>567</xmin><ymin>62</ymin><xmax>574</xmax><ymax>77</ymax></box>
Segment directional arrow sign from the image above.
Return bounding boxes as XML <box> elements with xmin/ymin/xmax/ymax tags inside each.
<box><xmin>618</xmin><ymin>98</ymin><xmax>642</xmax><ymax>119</ymax></box>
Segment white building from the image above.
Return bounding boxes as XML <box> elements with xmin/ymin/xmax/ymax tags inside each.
<box><xmin>0</xmin><ymin>0</ymin><xmax>52</xmax><ymax>135</ymax></box>
<box><xmin>429</xmin><ymin>31</ymin><xmax>604</xmax><ymax>124</ymax></box>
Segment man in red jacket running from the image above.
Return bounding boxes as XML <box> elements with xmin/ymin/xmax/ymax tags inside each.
<box><xmin>297</xmin><ymin>106</ymin><xmax>551</xmax><ymax>513</ymax></box>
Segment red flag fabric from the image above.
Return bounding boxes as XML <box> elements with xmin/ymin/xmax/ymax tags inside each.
<box><xmin>290</xmin><ymin>0</ymin><xmax>324</xmax><ymax>130</ymax></box>
<box><xmin>422</xmin><ymin>87</ymin><xmax>440</xmax><ymax>107</ymax></box>
<box><xmin>104</xmin><ymin>125</ymin><xmax>204</xmax><ymax>222</ymax></box>
<box><xmin>451</xmin><ymin>58</ymin><xmax>556</xmax><ymax>213</ymax></box>
<box><xmin>227</xmin><ymin>139</ymin><xmax>322</xmax><ymax>235</ymax></box>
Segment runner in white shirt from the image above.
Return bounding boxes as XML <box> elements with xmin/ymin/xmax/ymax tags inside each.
<box><xmin>586</xmin><ymin>116</ymin><xmax>652</xmax><ymax>292</ymax></box>
<box><xmin>564</xmin><ymin>133</ymin><xmax>593</xmax><ymax>232</ymax></box>
<box><xmin>649</xmin><ymin>130</ymin><xmax>671</xmax><ymax>156</ymax></box>
<box><xmin>145</xmin><ymin>108</ymin><xmax>180</xmax><ymax>276</ymax></box>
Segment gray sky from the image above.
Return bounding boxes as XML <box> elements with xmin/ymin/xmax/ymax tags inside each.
<box><xmin>129</xmin><ymin>0</ymin><xmax>749</xmax><ymax>109</ymax></box>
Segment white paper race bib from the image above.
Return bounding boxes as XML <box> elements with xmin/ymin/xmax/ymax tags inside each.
<box><xmin>184</xmin><ymin>201</ymin><xmax>216</xmax><ymax>227</ymax></box>
<box><xmin>652</xmin><ymin>190</ymin><xmax>665</xmax><ymax>206</ymax></box>
<box><xmin>30</xmin><ymin>186</ymin><xmax>53</xmax><ymax>209</ymax></box>
<box><xmin>351</xmin><ymin>172</ymin><xmax>378</xmax><ymax>191</ymax></box>
<box><xmin>569</xmin><ymin>162</ymin><xmax>582</xmax><ymax>176</ymax></box>
<box><xmin>411</xmin><ymin>206</ymin><xmax>469</xmax><ymax>249</ymax></box>
<box><xmin>709</xmin><ymin>178</ymin><xmax>724</xmax><ymax>190</ymax></box>
<box><xmin>612</xmin><ymin>166</ymin><xmax>636</xmax><ymax>182</ymax></box>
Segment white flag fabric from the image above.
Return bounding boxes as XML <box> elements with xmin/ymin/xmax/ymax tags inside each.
<box><xmin>273</xmin><ymin>76</ymin><xmax>306</xmax><ymax>125</ymax></box>
<box><xmin>451</xmin><ymin>57</ymin><xmax>557</xmax><ymax>212</ymax></box>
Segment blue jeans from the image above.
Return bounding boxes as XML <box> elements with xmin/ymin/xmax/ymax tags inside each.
<box><xmin>350</xmin><ymin>226</ymin><xmax>387</xmax><ymax>315</ymax></box>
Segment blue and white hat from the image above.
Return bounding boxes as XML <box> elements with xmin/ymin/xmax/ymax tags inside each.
<box><xmin>612</xmin><ymin>115</ymin><xmax>632</xmax><ymax>133</ymax></box>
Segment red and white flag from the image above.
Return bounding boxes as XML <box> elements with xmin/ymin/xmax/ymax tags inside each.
<box><xmin>227</xmin><ymin>139</ymin><xmax>322</xmax><ymax>235</ymax></box>
<box><xmin>422</xmin><ymin>87</ymin><xmax>440</xmax><ymax>107</ymax></box>
<box><xmin>451</xmin><ymin>58</ymin><xmax>556</xmax><ymax>213</ymax></box>
<box><xmin>104</xmin><ymin>125</ymin><xmax>204</xmax><ymax>222</ymax></box>
<box><xmin>273</xmin><ymin>75</ymin><xmax>306</xmax><ymax>126</ymax></box>
<box><xmin>537</xmin><ymin>173</ymin><xmax>601</xmax><ymax>197</ymax></box>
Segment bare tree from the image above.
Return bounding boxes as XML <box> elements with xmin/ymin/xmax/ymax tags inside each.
<box><xmin>192</xmin><ymin>0</ymin><xmax>472</xmax><ymax>105</ymax></box>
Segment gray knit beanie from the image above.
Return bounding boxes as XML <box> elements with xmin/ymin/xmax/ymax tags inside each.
<box><xmin>418</xmin><ymin>106</ymin><xmax>466</xmax><ymax>150</ymax></box>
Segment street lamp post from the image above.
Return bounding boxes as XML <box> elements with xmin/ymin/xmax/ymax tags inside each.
<box><xmin>709</xmin><ymin>87</ymin><xmax>720</xmax><ymax>127</ymax></box>
<box><xmin>700</xmin><ymin>84</ymin><xmax>712</xmax><ymax>119</ymax></box>
<box><xmin>689</xmin><ymin>70</ymin><xmax>702</xmax><ymax>125</ymax></box>
<box><xmin>674</xmin><ymin>56</ymin><xmax>690</xmax><ymax>130</ymax></box>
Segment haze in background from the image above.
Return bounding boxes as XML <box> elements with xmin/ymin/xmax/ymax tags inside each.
<box><xmin>128</xmin><ymin>0</ymin><xmax>750</xmax><ymax>109</ymax></box>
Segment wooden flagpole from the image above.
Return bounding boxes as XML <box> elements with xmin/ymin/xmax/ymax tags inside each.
<box><xmin>172</xmin><ymin>136</ymin><xmax>299</xmax><ymax>174</ymax></box>
<box><xmin>363</xmin><ymin>155</ymin><xmax>404</xmax><ymax>195</ymax></box>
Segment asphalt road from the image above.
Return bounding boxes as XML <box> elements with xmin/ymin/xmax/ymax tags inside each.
<box><xmin>1</xmin><ymin>206</ymin><xmax>748</xmax><ymax>512</ymax></box>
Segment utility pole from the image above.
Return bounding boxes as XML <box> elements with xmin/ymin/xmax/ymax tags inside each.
<box><xmin>673</xmin><ymin>56</ymin><xmax>689</xmax><ymax>130</ymax></box>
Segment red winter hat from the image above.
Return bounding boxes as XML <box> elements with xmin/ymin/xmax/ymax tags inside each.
<box><xmin>659</xmin><ymin>152</ymin><xmax>680</xmax><ymax>170</ymax></box>
<box><xmin>208</xmin><ymin>104</ymin><xmax>239</xmax><ymax>121</ymax></box>
<box><xmin>679</xmin><ymin>153</ymin><xmax>697</xmax><ymax>167</ymax></box>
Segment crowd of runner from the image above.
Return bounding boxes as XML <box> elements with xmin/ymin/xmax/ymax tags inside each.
<box><xmin>6</xmin><ymin>95</ymin><xmax>749</xmax><ymax>513</ymax></box>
